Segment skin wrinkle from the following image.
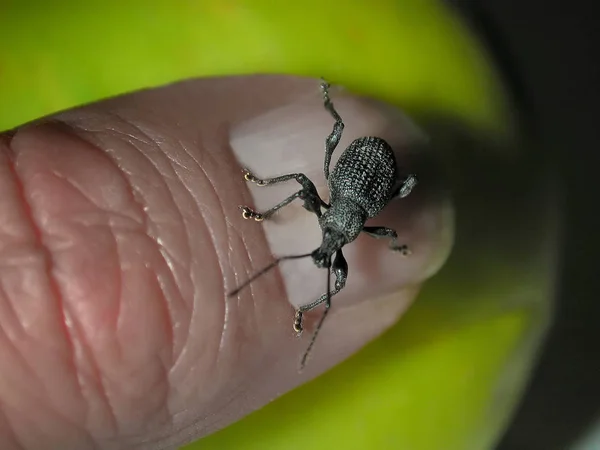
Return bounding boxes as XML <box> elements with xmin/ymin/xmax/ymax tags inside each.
<box><xmin>172</xmin><ymin>132</ymin><xmax>230</xmax><ymax>298</ymax></box>
<box><xmin>163</xmin><ymin>377</ymin><xmax>251</xmax><ymax>449</ymax></box>
<box><xmin>174</xmin><ymin>157</ymin><xmax>227</xmax><ymax>376</ymax></box>
<box><xmin>110</xmin><ymin>224</ymin><xmax>124</xmax><ymax>363</ymax></box>
<box><xmin>1</xmin><ymin>334</ymin><xmax>99</xmax><ymax>449</ymax></box>
<box><xmin>90</xmin><ymin>141</ymin><xmax>178</xmax><ymax>431</ymax></box>
<box><xmin>113</xmin><ymin>358</ymin><xmax>172</xmax><ymax>447</ymax></box>
<box><xmin>165</xmin><ymin>131</ymin><xmax>246</xmax><ymax>381</ymax></box>
<box><xmin>213</xmin><ymin>128</ymin><xmax>268</xmax><ymax>337</ymax></box>
<box><xmin>154</xmin><ymin>125</ymin><xmax>270</xmax><ymax>445</ymax></box>
<box><xmin>94</xmin><ymin>264</ymin><xmax>168</xmax><ymax>437</ymax></box>
<box><xmin>80</xmin><ymin>125</ymin><xmax>181</xmax><ymax>362</ymax></box>
<box><xmin>48</xmin><ymin>120</ymin><xmax>150</xmax><ymax>229</ymax></box>
<box><xmin>144</xmin><ymin>139</ymin><xmax>203</xmax><ymax>368</ymax></box>
<box><xmin>229</xmin><ymin>207</ymin><xmax>257</xmax><ymax>317</ymax></box>
<box><xmin>195</xmin><ymin>387</ymin><xmax>244</xmax><ymax>439</ymax></box>
<box><xmin>11</xmin><ymin>122</ymin><xmax>181</xmax><ymax>445</ymax></box>
<box><xmin>59</xmin><ymin>116</ymin><xmax>237</xmax><ymax>440</ymax></box>
<box><xmin>5</xmin><ymin>403</ymin><xmax>98</xmax><ymax>450</ymax></box>
<box><xmin>0</xmin><ymin>306</ymin><xmax>44</xmax><ymax>406</ymax></box>
<box><xmin>161</xmin><ymin>141</ymin><xmax>197</xmax><ymax>172</ymax></box>
<box><xmin>2</xmin><ymin>411</ymin><xmax>34</xmax><ymax>450</ymax></box>
<box><xmin>97</xmin><ymin>121</ymin><xmax>195</xmax><ymax>368</ymax></box>
<box><xmin>1</xmin><ymin>155</ymin><xmax>55</xmax><ymax>378</ymax></box>
<box><xmin>191</xmin><ymin>149</ymin><xmax>229</xmax><ymax>359</ymax></box>
<box><xmin>162</xmin><ymin>139</ymin><xmax>210</xmax><ymax>287</ymax></box>
<box><xmin>0</xmin><ymin>271</ymin><xmax>26</xmax><ymax>340</ymax></box>
<box><xmin>236</xmin><ymin>235</ymin><xmax>260</xmax><ymax>344</ymax></box>
<box><xmin>65</xmin><ymin>305</ymin><xmax>119</xmax><ymax>438</ymax></box>
<box><xmin>164</xmin><ymin>138</ymin><xmax>208</xmax><ymax>366</ymax></box>
<box><xmin>111</xmin><ymin>252</ymin><xmax>179</xmax><ymax>435</ymax></box>
<box><xmin>0</xmin><ymin>220</ymin><xmax>52</xmax><ymax>449</ymax></box>
<box><xmin>124</xmin><ymin>128</ymin><xmax>221</xmax><ymax>376</ymax></box>
<box><xmin>42</xmin><ymin>126</ymin><xmax>162</xmax><ymax>438</ymax></box>
<box><xmin>3</xmin><ymin>308</ymin><xmax>99</xmax><ymax>446</ymax></box>
<box><xmin>191</xmin><ymin>184</ymin><xmax>226</xmax><ymax>366</ymax></box>
<box><xmin>2</xmin><ymin>145</ymin><xmax>92</xmax><ymax>432</ymax></box>
<box><xmin>101</xmin><ymin>110</ymin><xmax>156</xmax><ymax>148</ymax></box>
<box><xmin>128</xmin><ymin>366</ymin><xmax>178</xmax><ymax>450</ymax></box>
<box><xmin>30</xmin><ymin>130</ymin><xmax>140</xmax><ymax>440</ymax></box>
<box><xmin>103</xmin><ymin>236</ymin><xmax>125</xmax><ymax>436</ymax></box>
<box><xmin>210</xmin><ymin>127</ymin><xmax>273</xmax><ymax>358</ymax></box>
<box><xmin>123</xmin><ymin>185</ymin><xmax>179</xmax><ymax>367</ymax></box>
<box><xmin>0</xmin><ymin>405</ymin><xmax>24</xmax><ymax>450</ymax></box>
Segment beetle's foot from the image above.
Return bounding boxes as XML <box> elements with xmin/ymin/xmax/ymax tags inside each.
<box><xmin>239</xmin><ymin>206</ymin><xmax>264</xmax><ymax>221</ymax></box>
<box><xmin>293</xmin><ymin>310</ymin><xmax>304</xmax><ymax>335</ymax></box>
<box><xmin>320</xmin><ymin>78</ymin><xmax>331</xmax><ymax>99</ymax></box>
<box><xmin>398</xmin><ymin>174</ymin><xmax>418</xmax><ymax>198</ymax></box>
<box><xmin>242</xmin><ymin>169</ymin><xmax>267</xmax><ymax>186</ymax></box>
<box><xmin>391</xmin><ymin>245</ymin><xmax>412</xmax><ymax>256</ymax></box>
<box><xmin>394</xmin><ymin>244</ymin><xmax>411</xmax><ymax>256</ymax></box>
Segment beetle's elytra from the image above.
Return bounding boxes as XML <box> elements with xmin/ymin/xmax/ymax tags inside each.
<box><xmin>330</xmin><ymin>136</ymin><xmax>397</xmax><ymax>217</ymax></box>
<box><xmin>229</xmin><ymin>79</ymin><xmax>418</xmax><ymax>370</ymax></box>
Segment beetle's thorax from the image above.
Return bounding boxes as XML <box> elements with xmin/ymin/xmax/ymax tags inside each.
<box><xmin>319</xmin><ymin>197</ymin><xmax>367</xmax><ymax>245</ymax></box>
<box><xmin>311</xmin><ymin>200</ymin><xmax>366</xmax><ymax>268</ymax></box>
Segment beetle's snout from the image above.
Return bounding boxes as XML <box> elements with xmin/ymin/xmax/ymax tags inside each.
<box><xmin>311</xmin><ymin>249</ymin><xmax>330</xmax><ymax>268</ymax></box>
<box><xmin>310</xmin><ymin>228</ymin><xmax>346</xmax><ymax>269</ymax></box>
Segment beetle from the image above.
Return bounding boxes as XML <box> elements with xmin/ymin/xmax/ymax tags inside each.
<box><xmin>229</xmin><ymin>79</ymin><xmax>417</xmax><ymax>369</ymax></box>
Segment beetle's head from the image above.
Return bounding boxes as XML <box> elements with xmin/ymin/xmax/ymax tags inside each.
<box><xmin>311</xmin><ymin>228</ymin><xmax>346</xmax><ymax>268</ymax></box>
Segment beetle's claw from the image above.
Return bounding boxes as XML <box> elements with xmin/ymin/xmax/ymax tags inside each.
<box><xmin>396</xmin><ymin>244</ymin><xmax>411</xmax><ymax>256</ymax></box>
<box><xmin>239</xmin><ymin>206</ymin><xmax>264</xmax><ymax>221</ymax></box>
<box><xmin>242</xmin><ymin>169</ymin><xmax>267</xmax><ymax>186</ymax></box>
<box><xmin>320</xmin><ymin>78</ymin><xmax>331</xmax><ymax>95</ymax></box>
<box><xmin>293</xmin><ymin>310</ymin><xmax>304</xmax><ymax>335</ymax></box>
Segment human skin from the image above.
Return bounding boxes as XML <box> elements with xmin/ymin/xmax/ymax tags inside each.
<box><xmin>0</xmin><ymin>75</ymin><xmax>452</xmax><ymax>449</ymax></box>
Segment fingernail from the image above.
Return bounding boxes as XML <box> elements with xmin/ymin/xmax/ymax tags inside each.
<box><xmin>229</xmin><ymin>82</ymin><xmax>452</xmax><ymax>311</ymax></box>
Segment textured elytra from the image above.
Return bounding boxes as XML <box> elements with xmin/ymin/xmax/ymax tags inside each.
<box><xmin>328</xmin><ymin>136</ymin><xmax>397</xmax><ymax>217</ymax></box>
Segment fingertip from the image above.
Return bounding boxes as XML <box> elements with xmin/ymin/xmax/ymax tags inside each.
<box><xmin>2</xmin><ymin>75</ymin><xmax>453</xmax><ymax>445</ymax></box>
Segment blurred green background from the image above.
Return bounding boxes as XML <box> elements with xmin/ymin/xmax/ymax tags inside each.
<box><xmin>0</xmin><ymin>1</ymin><xmax>558</xmax><ymax>449</ymax></box>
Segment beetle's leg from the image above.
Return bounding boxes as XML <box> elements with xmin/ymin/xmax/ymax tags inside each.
<box><xmin>391</xmin><ymin>174</ymin><xmax>418</xmax><ymax>199</ymax></box>
<box><xmin>239</xmin><ymin>189</ymin><xmax>317</xmax><ymax>221</ymax></box>
<box><xmin>362</xmin><ymin>226</ymin><xmax>411</xmax><ymax>255</ymax></box>
<box><xmin>320</xmin><ymin>79</ymin><xmax>345</xmax><ymax>180</ymax></box>
<box><xmin>295</xmin><ymin>250</ymin><xmax>348</xmax><ymax>369</ymax></box>
<box><xmin>293</xmin><ymin>250</ymin><xmax>347</xmax><ymax>333</ymax></box>
<box><xmin>240</xmin><ymin>171</ymin><xmax>324</xmax><ymax>221</ymax></box>
<box><xmin>242</xmin><ymin>170</ymin><xmax>314</xmax><ymax>187</ymax></box>
<box><xmin>242</xmin><ymin>170</ymin><xmax>324</xmax><ymax>196</ymax></box>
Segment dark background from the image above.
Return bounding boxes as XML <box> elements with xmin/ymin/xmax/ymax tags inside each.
<box><xmin>447</xmin><ymin>1</ymin><xmax>600</xmax><ymax>449</ymax></box>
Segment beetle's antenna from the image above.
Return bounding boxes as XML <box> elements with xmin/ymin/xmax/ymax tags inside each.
<box><xmin>228</xmin><ymin>252</ymin><xmax>313</xmax><ymax>297</ymax></box>
<box><xmin>300</xmin><ymin>257</ymin><xmax>332</xmax><ymax>369</ymax></box>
